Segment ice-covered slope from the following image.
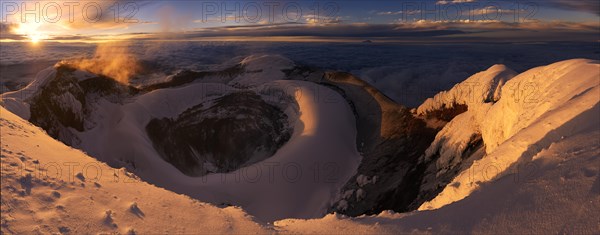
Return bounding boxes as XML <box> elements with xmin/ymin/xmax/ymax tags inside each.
<box><xmin>412</xmin><ymin>64</ymin><xmax>520</xmax><ymax>202</ymax></box>
<box><xmin>0</xmin><ymin>106</ymin><xmax>268</xmax><ymax>234</ymax></box>
<box><xmin>417</xmin><ymin>64</ymin><xmax>517</xmax><ymax>116</ymax></box>
<box><xmin>417</xmin><ymin>59</ymin><xmax>600</xmax><ymax>210</ymax></box>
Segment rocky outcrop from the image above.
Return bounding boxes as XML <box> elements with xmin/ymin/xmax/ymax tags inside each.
<box><xmin>308</xmin><ymin>71</ymin><xmax>438</xmax><ymax>216</ymax></box>
<box><xmin>28</xmin><ymin>65</ymin><xmax>138</xmax><ymax>145</ymax></box>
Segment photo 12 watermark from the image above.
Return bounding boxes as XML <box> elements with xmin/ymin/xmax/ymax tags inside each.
<box><xmin>194</xmin><ymin>1</ymin><xmax>340</xmax><ymax>24</ymax></box>
<box><xmin>1</xmin><ymin>1</ymin><xmax>343</xmax><ymax>25</ymax></box>
<box><xmin>395</xmin><ymin>1</ymin><xmax>538</xmax><ymax>22</ymax></box>
<box><xmin>1</xmin><ymin>1</ymin><xmax>140</xmax><ymax>23</ymax></box>
<box><xmin>5</xmin><ymin>159</ymin><xmax>345</xmax><ymax>185</ymax></box>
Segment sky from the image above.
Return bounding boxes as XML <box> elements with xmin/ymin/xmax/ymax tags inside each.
<box><xmin>0</xmin><ymin>0</ymin><xmax>598</xmax><ymax>43</ymax></box>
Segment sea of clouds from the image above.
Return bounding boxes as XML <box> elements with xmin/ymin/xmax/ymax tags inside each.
<box><xmin>1</xmin><ymin>41</ymin><xmax>598</xmax><ymax>107</ymax></box>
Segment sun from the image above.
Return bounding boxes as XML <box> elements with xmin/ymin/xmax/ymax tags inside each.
<box><xmin>28</xmin><ymin>33</ymin><xmax>48</xmax><ymax>44</ymax></box>
<box><xmin>13</xmin><ymin>22</ymin><xmax>48</xmax><ymax>44</ymax></box>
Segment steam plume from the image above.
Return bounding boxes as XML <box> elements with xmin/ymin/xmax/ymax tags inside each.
<box><xmin>65</xmin><ymin>42</ymin><xmax>140</xmax><ymax>84</ymax></box>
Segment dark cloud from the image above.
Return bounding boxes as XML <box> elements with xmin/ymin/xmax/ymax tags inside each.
<box><xmin>49</xmin><ymin>35</ymin><xmax>94</xmax><ymax>41</ymax></box>
<box><xmin>153</xmin><ymin>20</ymin><xmax>597</xmax><ymax>42</ymax></box>
<box><xmin>185</xmin><ymin>23</ymin><xmax>467</xmax><ymax>38</ymax></box>
<box><xmin>544</xmin><ymin>0</ymin><xmax>600</xmax><ymax>15</ymax></box>
<box><xmin>0</xmin><ymin>22</ymin><xmax>15</xmax><ymax>33</ymax></box>
<box><xmin>494</xmin><ymin>0</ymin><xmax>600</xmax><ymax>16</ymax></box>
<box><xmin>0</xmin><ymin>23</ymin><xmax>25</xmax><ymax>40</ymax></box>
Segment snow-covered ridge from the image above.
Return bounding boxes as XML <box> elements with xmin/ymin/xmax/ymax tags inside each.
<box><xmin>0</xmin><ymin>67</ymin><xmax>57</xmax><ymax>119</ymax></box>
<box><xmin>413</xmin><ymin>65</ymin><xmax>519</xmax><ymax>198</ymax></box>
<box><xmin>418</xmin><ymin>59</ymin><xmax>600</xmax><ymax>210</ymax></box>
<box><xmin>229</xmin><ymin>55</ymin><xmax>295</xmax><ymax>88</ymax></box>
<box><xmin>416</xmin><ymin>64</ymin><xmax>517</xmax><ymax>116</ymax></box>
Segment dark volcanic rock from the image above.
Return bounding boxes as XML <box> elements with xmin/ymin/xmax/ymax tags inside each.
<box><xmin>29</xmin><ymin>66</ymin><xmax>87</xmax><ymax>139</ymax></box>
<box><xmin>146</xmin><ymin>91</ymin><xmax>292</xmax><ymax>176</ymax></box>
<box><xmin>285</xmin><ymin>69</ymin><xmax>479</xmax><ymax>217</ymax></box>
<box><xmin>422</xmin><ymin>103</ymin><xmax>468</xmax><ymax>123</ymax></box>
<box><xmin>410</xmin><ymin>133</ymin><xmax>485</xmax><ymax>209</ymax></box>
<box><xmin>29</xmin><ymin>65</ymin><xmax>139</xmax><ymax>145</ymax></box>
<box><xmin>314</xmin><ymin>71</ymin><xmax>484</xmax><ymax>216</ymax></box>
<box><xmin>282</xmin><ymin>69</ymin><xmax>441</xmax><ymax>216</ymax></box>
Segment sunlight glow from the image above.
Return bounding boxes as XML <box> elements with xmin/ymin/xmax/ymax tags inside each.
<box><xmin>13</xmin><ymin>22</ymin><xmax>49</xmax><ymax>44</ymax></box>
<box><xmin>28</xmin><ymin>34</ymin><xmax>44</xmax><ymax>44</ymax></box>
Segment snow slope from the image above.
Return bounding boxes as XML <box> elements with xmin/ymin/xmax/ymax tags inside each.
<box><xmin>420</xmin><ymin>59</ymin><xmax>600</xmax><ymax>210</ymax></box>
<box><xmin>417</xmin><ymin>64</ymin><xmax>517</xmax><ymax>116</ymax></box>
<box><xmin>414</xmin><ymin>64</ymin><xmax>519</xmax><ymax>197</ymax></box>
<box><xmin>0</xmin><ymin>106</ymin><xmax>269</xmax><ymax>234</ymax></box>
<box><xmin>228</xmin><ymin>55</ymin><xmax>295</xmax><ymax>87</ymax></box>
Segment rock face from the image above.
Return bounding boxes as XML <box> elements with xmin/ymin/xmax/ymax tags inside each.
<box><xmin>29</xmin><ymin>65</ymin><xmax>138</xmax><ymax>145</ymax></box>
<box><xmin>308</xmin><ymin>71</ymin><xmax>440</xmax><ymax>216</ymax></box>
<box><xmin>279</xmin><ymin>67</ymin><xmax>442</xmax><ymax>215</ymax></box>
<box><xmin>29</xmin><ymin>66</ymin><xmax>87</xmax><ymax>144</ymax></box>
<box><xmin>146</xmin><ymin>91</ymin><xmax>292</xmax><ymax>176</ymax></box>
